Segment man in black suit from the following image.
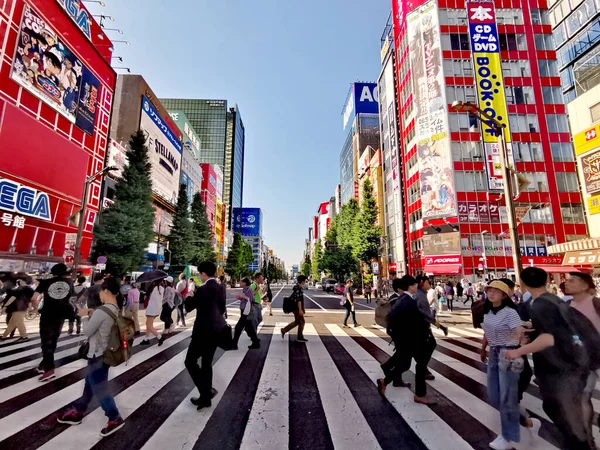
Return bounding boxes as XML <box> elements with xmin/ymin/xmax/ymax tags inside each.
<box><xmin>184</xmin><ymin>261</ymin><xmax>227</xmax><ymax>410</ymax></box>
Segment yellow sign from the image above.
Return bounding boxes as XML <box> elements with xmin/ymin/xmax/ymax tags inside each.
<box><xmin>588</xmin><ymin>195</ymin><xmax>600</xmax><ymax>215</ymax></box>
<box><xmin>574</xmin><ymin>124</ymin><xmax>600</xmax><ymax>156</ymax></box>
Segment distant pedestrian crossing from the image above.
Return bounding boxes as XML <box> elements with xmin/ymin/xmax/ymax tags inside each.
<box><xmin>0</xmin><ymin>314</ymin><xmax>595</xmax><ymax>449</ymax></box>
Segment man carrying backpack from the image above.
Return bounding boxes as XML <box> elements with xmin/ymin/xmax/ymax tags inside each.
<box><xmin>32</xmin><ymin>263</ymin><xmax>74</xmax><ymax>382</ymax></box>
<box><xmin>505</xmin><ymin>267</ymin><xmax>600</xmax><ymax>450</ymax></box>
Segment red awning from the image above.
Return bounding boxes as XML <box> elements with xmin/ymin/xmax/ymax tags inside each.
<box><xmin>424</xmin><ymin>264</ymin><xmax>462</xmax><ymax>275</ymax></box>
<box><xmin>536</xmin><ymin>265</ymin><xmax>592</xmax><ymax>273</ymax></box>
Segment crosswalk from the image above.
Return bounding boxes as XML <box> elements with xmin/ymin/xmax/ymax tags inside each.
<box><xmin>0</xmin><ymin>311</ymin><xmax>595</xmax><ymax>450</ymax></box>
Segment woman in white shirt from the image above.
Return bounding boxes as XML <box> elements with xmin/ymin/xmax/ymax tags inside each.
<box><xmin>141</xmin><ymin>280</ymin><xmax>164</xmax><ymax>346</ymax></box>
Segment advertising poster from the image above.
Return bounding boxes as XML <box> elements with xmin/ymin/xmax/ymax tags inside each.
<box><xmin>75</xmin><ymin>67</ymin><xmax>100</xmax><ymax>135</ymax></box>
<box><xmin>581</xmin><ymin>148</ymin><xmax>600</xmax><ymax>194</ymax></box>
<box><xmin>107</xmin><ymin>140</ymin><xmax>128</xmax><ymax>179</ymax></box>
<box><xmin>232</xmin><ymin>208</ymin><xmax>262</xmax><ymax>237</ymax></box>
<box><xmin>422</xmin><ymin>232</ymin><xmax>461</xmax><ymax>256</ymax></box>
<box><xmin>10</xmin><ymin>4</ymin><xmax>97</xmax><ymax>131</ymax></box>
<box><xmin>408</xmin><ymin>1</ymin><xmax>456</xmax><ymax>219</ymax></box>
<box><xmin>140</xmin><ymin>96</ymin><xmax>183</xmax><ymax>205</ymax></box>
<box><xmin>466</xmin><ymin>2</ymin><xmax>513</xmax><ymax>190</ymax></box>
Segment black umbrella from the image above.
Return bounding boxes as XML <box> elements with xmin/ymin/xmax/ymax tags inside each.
<box><xmin>135</xmin><ymin>270</ymin><xmax>168</xmax><ymax>284</ymax></box>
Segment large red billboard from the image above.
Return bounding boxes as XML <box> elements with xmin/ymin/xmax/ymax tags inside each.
<box><xmin>0</xmin><ymin>0</ymin><xmax>116</xmax><ymax>272</ymax></box>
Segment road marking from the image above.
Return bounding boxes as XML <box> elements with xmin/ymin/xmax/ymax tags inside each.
<box><xmin>302</xmin><ymin>293</ymin><xmax>328</xmax><ymax>312</ymax></box>
<box><xmin>272</xmin><ymin>285</ymin><xmax>285</xmax><ymax>301</ymax></box>
<box><xmin>322</xmin><ymin>292</ymin><xmax>376</xmax><ymax>310</ymax></box>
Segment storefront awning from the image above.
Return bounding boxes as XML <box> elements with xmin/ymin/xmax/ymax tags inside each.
<box><xmin>547</xmin><ymin>238</ymin><xmax>600</xmax><ymax>255</ymax></box>
<box><xmin>424</xmin><ymin>264</ymin><xmax>462</xmax><ymax>275</ymax></box>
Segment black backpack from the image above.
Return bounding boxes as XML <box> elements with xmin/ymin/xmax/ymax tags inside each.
<box><xmin>283</xmin><ymin>296</ymin><xmax>295</xmax><ymax>314</ymax></box>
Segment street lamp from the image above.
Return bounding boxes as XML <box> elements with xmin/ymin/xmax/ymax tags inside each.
<box><xmin>102</xmin><ymin>28</ymin><xmax>124</xmax><ymax>34</ymax></box>
<box><xmin>111</xmin><ymin>40</ymin><xmax>131</xmax><ymax>45</ymax></box>
<box><xmin>84</xmin><ymin>1</ymin><xmax>106</xmax><ymax>5</ymax></box>
<box><xmin>71</xmin><ymin>166</ymin><xmax>117</xmax><ymax>279</ymax></box>
<box><xmin>451</xmin><ymin>101</ymin><xmax>522</xmax><ymax>283</ymax></box>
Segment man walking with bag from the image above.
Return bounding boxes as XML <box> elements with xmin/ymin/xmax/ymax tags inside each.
<box><xmin>281</xmin><ymin>275</ymin><xmax>308</xmax><ymax>342</ymax></box>
<box><xmin>184</xmin><ymin>262</ymin><xmax>227</xmax><ymax>410</ymax></box>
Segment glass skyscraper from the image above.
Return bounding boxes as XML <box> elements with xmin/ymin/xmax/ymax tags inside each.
<box><xmin>161</xmin><ymin>98</ymin><xmax>245</xmax><ymax>230</ymax></box>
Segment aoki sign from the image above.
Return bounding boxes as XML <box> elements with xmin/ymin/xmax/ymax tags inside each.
<box><xmin>0</xmin><ymin>179</ymin><xmax>51</xmax><ymax>221</ymax></box>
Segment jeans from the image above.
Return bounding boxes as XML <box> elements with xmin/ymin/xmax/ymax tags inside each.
<box><xmin>39</xmin><ymin>314</ymin><xmax>64</xmax><ymax>371</ymax></box>
<box><xmin>282</xmin><ymin>310</ymin><xmax>305</xmax><ymax>339</ymax></box>
<box><xmin>464</xmin><ymin>295</ymin><xmax>474</xmax><ymax>306</ymax></box>
<box><xmin>161</xmin><ymin>304</ymin><xmax>174</xmax><ymax>330</ymax></box>
<box><xmin>251</xmin><ymin>303</ymin><xmax>262</xmax><ymax>331</ymax></box>
<box><xmin>365</xmin><ymin>293</ymin><xmax>371</xmax><ymax>303</ymax></box>
<box><xmin>233</xmin><ymin>313</ymin><xmax>259</xmax><ymax>346</ymax></box>
<box><xmin>487</xmin><ymin>347</ymin><xmax>522</xmax><ymax>443</ymax></box>
<box><xmin>537</xmin><ymin>371</ymin><xmax>596</xmax><ymax>449</ymax></box>
<box><xmin>446</xmin><ymin>297</ymin><xmax>454</xmax><ymax>312</ymax></box>
<box><xmin>73</xmin><ymin>357</ymin><xmax>120</xmax><ymax>420</ymax></box>
<box><xmin>343</xmin><ymin>303</ymin><xmax>357</xmax><ymax>325</ymax></box>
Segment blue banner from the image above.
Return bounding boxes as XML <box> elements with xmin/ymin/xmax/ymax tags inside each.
<box><xmin>75</xmin><ymin>67</ymin><xmax>100</xmax><ymax>136</ymax></box>
<box><xmin>141</xmin><ymin>96</ymin><xmax>182</xmax><ymax>154</ymax></box>
<box><xmin>233</xmin><ymin>207</ymin><xmax>262</xmax><ymax>237</ymax></box>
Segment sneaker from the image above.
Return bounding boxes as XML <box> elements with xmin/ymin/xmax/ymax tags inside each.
<box><xmin>441</xmin><ymin>325</ymin><xmax>449</xmax><ymax>337</ymax></box>
<box><xmin>76</xmin><ymin>329</ymin><xmax>81</xmax><ymax>335</ymax></box>
<box><xmin>269</xmin><ymin>313</ymin><xmax>273</xmax><ymax>316</ymax></box>
<box><xmin>158</xmin><ymin>335</ymin><xmax>165</xmax><ymax>347</ymax></box>
<box><xmin>297</xmin><ymin>338</ymin><xmax>308</xmax><ymax>343</ymax></box>
<box><xmin>39</xmin><ymin>369</ymin><xmax>56</xmax><ymax>382</ymax></box>
<box><xmin>528</xmin><ymin>418</ymin><xmax>541</xmax><ymax>441</ymax></box>
<box><xmin>489</xmin><ymin>435</ymin><xmax>512</xmax><ymax>450</ymax></box>
<box><xmin>57</xmin><ymin>408</ymin><xmax>83</xmax><ymax>425</ymax></box>
<box><xmin>425</xmin><ymin>372</ymin><xmax>435</xmax><ymax>381</ymax></box>
<box><xmin>15</xmin><ymin>337</ymin><xmax>29</xmax><ymax>343</ymax></box>
<box><xmin>248</xmin><ymin>343</ymin><xmax>260</xmax><ymax>349</ymax></box>
<box><xmin>100</xmin><ymin>417</ymin><xmax>125</xmax><ymax>437</ymax></box>
<box><xmin>35</xmin><ymin>366</ymin><xmax>45</xmax><ymax>374</ymax></box>
<box><xmin>342</xmin><ymin>325</ymin><xmax>350</xmax><ymax>328</ymax></box>
<box><xmin>140</xmin><ymin>339</ymin><xmax>150</xmax><ymax>345</ymax></box>
<box><xmin>354</xmin><ymin>323</ymin><xmax>361</xmax><ymax>328</ymax></box>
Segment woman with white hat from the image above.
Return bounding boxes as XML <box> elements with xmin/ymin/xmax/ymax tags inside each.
<box><xmin>480</xmin><ymin>279</ymin><xmax>526</xmax><ymax>450</ymax></box>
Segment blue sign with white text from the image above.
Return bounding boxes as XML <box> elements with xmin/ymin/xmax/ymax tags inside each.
<box><xmin>233</xmin><ymin>207</ymin><xmax>262</xmax><ymax>237</ymax></box>
<box><xmin>343</xmin><ymin>82</ymin><xmax>379</xmax><ymax>130</ymax></box>
<box><xmin>0</xmin><ymin>178</ymin><xmax>51</xmax><ymax>221</ymax></box>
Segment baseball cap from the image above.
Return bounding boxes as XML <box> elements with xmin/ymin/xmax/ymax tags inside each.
<box><xmin>166</xmin><ymin>276</ymin><xmax>173</xmax><ymax>283</ymax></box>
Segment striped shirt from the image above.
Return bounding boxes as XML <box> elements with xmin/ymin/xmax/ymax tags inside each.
<box><xmin>482</xmin><ymin>307</ymin><xmax>522</xmax><ymax>347</ymax></box>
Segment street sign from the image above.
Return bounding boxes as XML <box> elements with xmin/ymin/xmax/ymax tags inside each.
<box><xmin>97</xmin><ymin>256</ymin><xmax>107</xmax><ymax>264</ymax></box>
<box><xmin>95</xmin><ymin>263</ymin><xmax>106</xmax><ymax>271</ymax></box>
<box><xmin>248</xmin><ymin>262</ymin><xmax>259</xmax><ymax>271</ymax></box>
<box><xmin>372</xmin><ymin>262</ymin><xmax>380</xmax><ymax>275</ymax></box>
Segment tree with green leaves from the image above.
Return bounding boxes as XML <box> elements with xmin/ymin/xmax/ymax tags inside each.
<box><xmin>168</xmin><ymin>184</ymin><xmax>193</xmax><ymax>264</ymax></box>
<box><xmin>320</xmin><ymin>212</ymin><xmax>358</xmax><ymax>281</ymax></box>
<box><xmin>190</xmin><ymin>192</ymin><xmax>215</xmax><ymax>264</ymax></box>
<box><xmin>224</xmin><ymin>232</ymin><xmax>254</xmax><ymax>283</ymax></box>
<box><xmin>301</xmin><ymin>254</ymin><xmax>311</xmax><ymax>278</ymax></box>
<box><xmin>312</xmin><ymin>240</ymin><xmax>323</xmax><ymax>281</ymax></box>
<box><xmin>351</xmin><ymin>179</ymin><xmax>381</xmax><ymax>264</ymax></box>
<box><xmin>92</xmin><ymin>130</ymin><xmax>155</xmax><ymax>276</ymax></box>
<box><xmin>337</xmin><ymin>199</ymin><xmax>359</xmax><ymax>247</ymax></box>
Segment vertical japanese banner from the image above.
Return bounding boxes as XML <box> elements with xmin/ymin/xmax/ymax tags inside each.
<box><xmin>466</xmin><ymin>2</ymin><xmax>513</xmax><ymax>190</ymax></box>
<box><xmin>408</xmin><ymin>0</ymin><xmax>457</xmax><ymax>219</ymax></box>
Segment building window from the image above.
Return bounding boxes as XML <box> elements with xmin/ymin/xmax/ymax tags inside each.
<box><xmin>513</xmin><ymin>142</ymin><xmax>544</xmax><ymax>162</ymax></box>
<box><xmin>551</xmin><ymin>142</ymin><xmax>575</xmax><ymax>161</ymax></box>
<box><xmin>555</xmin><ymin>172</ymin><xmax>580</xmax><ymax>191</ymax></box>
<box><xmin>454</xmin><ymin>171</ymin><xmax>487</xmax><ymax>191</ymax></box>
<box><xmin>561</xmin><ymin>204</ymin><xmax>585</xmax><ymax>223</ymax></box>
<box><xmin>499</xmin><ymin>34</ymin><xmax>528</xmax><ymax>51</ymax></box>
<box><xmin>542</xmin><ymin>86</ymin><xmax>565</xmax><ymax>104</ymax></box>
<box><xmin>505</xmin><ymin>86</ymin><xmax>535</xmax><ymax>104</ymax></box>
<box><xmin>501</xmin><ymin>60</ymin><xmax>532</xmax><ymax>77</ymax></box>
<box><xmin>531</xmin><ymin>9</ymin><xmax>551</xmax><ymax>25</ymax></box>
<box><xmin>495</xmin><ymin>8</ymin><xmax>525</xmax><ymax>25</ymax></box>
<box><xmin>446</xmin><ymin>85</ymin><xmax>477</xmax><ymax>103</ymax></box>
<box><xmin>546</xmin><ymin>114</ymin><xmax>570</xmax><ymax>132</ymax></box>
<box><xmin>565</xmin><ymin>0</ymin><xmax>597</xmax><ymax>38</ymax></box>
<box><xmin>451</xmin><ymin>141</ymin><xmax>484</xmax><ymax>161</ymax></box>
<box><xmin>449</xmin><ymin>33</ymin><xmax>470</xmax><ymax>50</ymax></box>
<box><xmin>591</xmin><ymin>102</ymin><xmax>600</xmax><ymax>123</ymax></box>
<box><xmin>535</xmin><ymin>34</ymin><xmax>555</xmax><ymax>51</ymax></box>
<box><xmin>538</xmin><ymin>59</ymin><xmax>560</xmax><ymax>77</ymax></box>
<box><xmin>521</xmin><ymin>173</ymin><xmax>549</xmax><ymax>192</ymax></box>
<box><xmin>509</xmin><ymin>114</ymin><xmax>540</xmax><ymax>132</ymax></box>
<box><xmin>448</xmin><ymin>113</ymin><xmax>479</xmax><ymax>132</ymax></box>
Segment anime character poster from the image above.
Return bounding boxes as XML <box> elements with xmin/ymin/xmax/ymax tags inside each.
<box><xmin>10</xmin><ymin>4</ymin><xmax>85</xmax><ymax>124</ymax></box>
<box><xmin>407</xmin><ymin>0</ymin><xmax>456</xmax><ymax>219</ymax></box>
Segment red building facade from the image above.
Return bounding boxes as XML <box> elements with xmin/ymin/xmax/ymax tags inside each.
<box><xmin>0</xmin><ymin>0</ymin><xmax>115</xmax><ymax>272</ymax></box>
<box><xmin>200</xmin><ymin>163</ymin><xmax>217</xmax><ymax>231</ymax></box>
<box><xmin>392</xmin><ymin>0</ymin><xmax>585</xmax><ymax>279</ymax></box>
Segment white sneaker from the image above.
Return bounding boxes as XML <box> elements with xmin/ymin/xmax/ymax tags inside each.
<box><xmin>489</xmin><ymin>435</ymin><xmax>512</xmax><ymax>450</ymax></box>
<box><xmin>528</xmin><ymin>418</ymin><xmax>541</xmax><ymax>441</ymax></box>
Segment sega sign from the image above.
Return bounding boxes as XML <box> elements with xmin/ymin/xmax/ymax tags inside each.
<box><xmin>232</xmin><ymin>207</ymin><xmax>262</xmax><ymax>237</ymax></box>
<box><xmin>0</xmin><ymin>179</ymin><xmax>51</xmax><ymax>221</ymax></box>
<box><xmin>56</xmin><ymin>0</ymin><xmax>92</xmax><ymax>41</ymax></box>
<box><xmin>342</xmin><ymin>82</ymin><xmax>379</xmax><ymax>130</ymax></box>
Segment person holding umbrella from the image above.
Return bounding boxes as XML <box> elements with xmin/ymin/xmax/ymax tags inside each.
<box><xmin>136</xmin><ymin>270</ymin><xmax>168</xmax><ymax>347</ymax></box>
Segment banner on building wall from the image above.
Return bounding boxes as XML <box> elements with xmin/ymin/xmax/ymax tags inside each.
<box><xmin>10</xmin><ymin>5</ymin><xmax>100</xmax><ymax>134</ymax></box>
<box><xmin>422</xmin><ymin>232</ymin><xmax>461</xmax><ymax>256</ymax></box>
<box><xmin>467</xmin><ymin>1</ymin><xmax>513</xmax><ymax>190</ymax></box>
<box><xmin>140</xmin><ymin>96</ymin><xmax>183</xmax><ymax>205</ymax></box>
<box><xmin>408</xmin><ymin>0</ymin><xmax>456</xmax><ymax>219</ymax></box>
<box><xmin>107</xmin><ymin>140</ymin><xmax>128</xmax><ymax>179</ymax></box>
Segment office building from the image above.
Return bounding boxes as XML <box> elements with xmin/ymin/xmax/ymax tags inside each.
<box><xmin>340</xmin><ymin>83</ymin><xmax>381</xmax><ymax>205</ymax></box>
<box><xmin>160</xmin><ymin>98</ymin><xmax>246</xmax><ymax>231</ymax></box>
<box><xmin>378</xmin><ymin>13</ymin><xmax>407</xmax><ymax>275</ymax></box>
<box><xmin>390</xmin><ymin>0</ymin><xmax>584</xmax><ymax>279</ymax></box>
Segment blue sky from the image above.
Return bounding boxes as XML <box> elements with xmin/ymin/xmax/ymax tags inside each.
<box><xmin>93</xmin><ymin>0</ymin><xmax>391</xmax><ymax>267</ymax></box>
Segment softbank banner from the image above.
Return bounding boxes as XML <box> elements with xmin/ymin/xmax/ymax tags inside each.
<box><xmin>140</xmin><ymin>96</ymin><xmax>182</xmax><ymax>205</ymax></box>
<box><xmin>467</xmin><ymin>2</ymin><xmax>513</xmax><ymax>190</ymax></box>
